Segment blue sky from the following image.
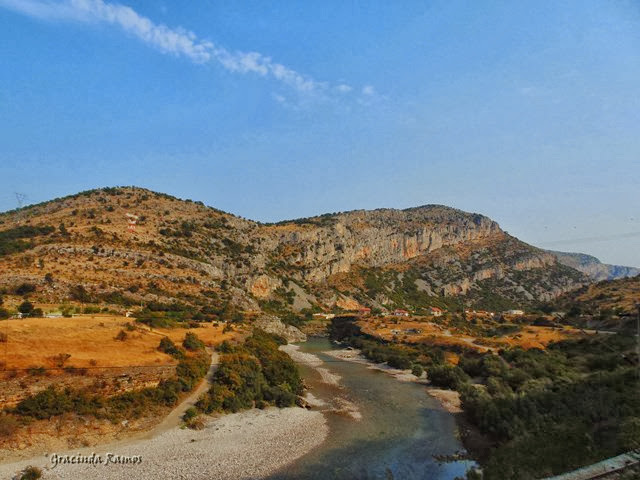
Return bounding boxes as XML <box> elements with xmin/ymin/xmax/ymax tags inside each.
<box><xmin>1</xmin><ymin>1</ymin><xmax>639</xmax><ymax>266</ymax></box>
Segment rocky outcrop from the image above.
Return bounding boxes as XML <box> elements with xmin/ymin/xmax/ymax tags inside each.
<box><xmin>548</xmin><ymin>250</ymin><xmax>639</xmax><ymax>281</ymax></box>
<box><xmin>260</xmin><ymin>206</ymin><xmax>501</xmax><ymax>283</ymax></box>
<box><xmin>249</xmin><ymin>274</ymin><xmax>282</xmax><ymax>298</ymax></box>
<box><xmin>253</xmin><ymin>315</ymin><xmax>307</xmax><ymax>343</ymax></box>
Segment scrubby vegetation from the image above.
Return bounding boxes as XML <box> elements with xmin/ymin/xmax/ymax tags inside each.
<box><xmin>197</xmin><ymin>330</ymin><xmax>302</xmax><ymax>413</ymax></box>
<box><xmin>331</xmin><ymin>316</ymin><xmax>640</xmax><ymax>480</ymax></box>
<box><xmin>18</xmin><ymin>466</ymin><xmax>42</xmax><ymax>480</ymax></box>
<box><xmin>8</xmin><ymin>351</ymin><xmax>210</xmax><ymax>423</ymax></box>
<box><xmin>158</xmin><ymin>337</ymin><xmax>185</xmax><ymax>359</ymax></box>
<box><xmin>0</xmin><ymin>225</ymin><xmax>55</xmax><ymax>256</ymax></box>
<box><xmin>183</xmin><ymin>332</ymin><xmax>205</xmax><ymax>351</ymax></box>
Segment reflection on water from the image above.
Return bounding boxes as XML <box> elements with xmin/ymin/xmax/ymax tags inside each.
<box><xmin>270</xmin><ymin>337</ymin><xmax>475</xmax><ymax>480</ymax></box>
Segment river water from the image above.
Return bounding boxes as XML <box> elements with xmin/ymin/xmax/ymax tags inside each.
<box><xmin>270</xmin><ymin>337</ymin><xmax>475</xmax><ymax>480</ymax></box>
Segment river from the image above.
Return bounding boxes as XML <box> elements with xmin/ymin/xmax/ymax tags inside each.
<box><xmin>270</xmin><ymin>337</ymin><xmax>475</xmax><ymax>480</ymax></box>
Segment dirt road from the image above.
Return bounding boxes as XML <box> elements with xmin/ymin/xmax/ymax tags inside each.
<box><xmin>143</xmin><ymin>348</ymin><xmax>219</xmax><ymax>438</ymax></box>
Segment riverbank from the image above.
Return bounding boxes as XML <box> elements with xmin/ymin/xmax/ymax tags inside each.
<box><xmin>0</xmin><ymin>407</ymin><xmax>328</xmax><ymax>480</ymax></box>
<box><xmin>322</xmin><ymin>346</ymin><xmax>466</xmax><ymax>412</ymax></box>
<box><xmin>322</xmin><ymin>344</ymin><xmax>491</xmax><ymax>459</ymax></box>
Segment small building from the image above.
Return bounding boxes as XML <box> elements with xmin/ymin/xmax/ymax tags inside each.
<box><xmin>429</xmin><ymin>307</ymin><xmax>444</xmax><ymax>317</ymax></box>
<box><xmin>506</xmin><ymin>309</ymin><xmax>524</xmax><ymax>316</ymax></box>
<box><xmin>393</xmin><ymin>309</ymin><xmax>410</xmax><ymax>317</ymax></box>
<box><xmin>358</xmin><ymin>307</ymin><xmax>371</xmax><ymax>316</ymax></box>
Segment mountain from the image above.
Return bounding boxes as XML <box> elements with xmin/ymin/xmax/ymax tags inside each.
<box><xmin>0</xmin><ymin>187</ymin><xmax>587</xmax><ymax>316</ymax></box>
<box><xmin>553</xmin><ymin>274</ymin><xmax>640</xmax><ymax>317</ymax></box>
<box><xmin>548</xmin><ymin>250</ymin><xmax>640</xmax><ymax>281</ymax></box>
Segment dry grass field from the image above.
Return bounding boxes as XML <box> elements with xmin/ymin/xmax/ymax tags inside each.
<box><xmin>0</xmin><ymin>313</ymin><xmax>238</xmax><ymax>371</ymax></box>
<box><xmin>0</xmin><ymin>312</ymin><xmax>242</xmax><ymax>409</ymax></box>
<box><xmin>357</xmin><ymin>316</ymin><xmax>585</xmax><ymax>353</ymax></box>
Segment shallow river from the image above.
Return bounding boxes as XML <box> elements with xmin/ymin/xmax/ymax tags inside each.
<box><xmin>269</xmin><ymin>337</ymin><xmax>475</xmax><ymax>480</ymax></box>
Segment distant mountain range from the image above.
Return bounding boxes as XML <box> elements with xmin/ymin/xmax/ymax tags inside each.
<box><xmin>547</xmin><ymin>250</ymin><xmax>639</xmax><ymax>282</ymax></box>
<box><xmin>0</xmin><ymin>187</ymin><xmax>590</xmax><ymax>315</ymax></box>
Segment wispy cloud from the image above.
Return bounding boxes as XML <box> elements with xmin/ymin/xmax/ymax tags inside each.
<box><xmin>0</xmin><ymin>0</ymin><xmax>376</xmax><ymax>102</ymax></box>
<box><xmin>0</xmin><ymin>0</ymin><xmax>213</xmax><ymax>62</ymax></box>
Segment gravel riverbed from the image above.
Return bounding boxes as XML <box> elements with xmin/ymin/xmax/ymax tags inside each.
<box><xmin>0</xmin><ymin>407</ymin><xmax>328</xmax><ymax>480</ymax></box>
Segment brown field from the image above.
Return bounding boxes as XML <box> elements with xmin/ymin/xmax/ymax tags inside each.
<box><xmin>358</xmin><ymin>316</ymin><xmax>585</xmax><ymax>353</ymax></box>
<box><xmin>0</xmin><ymin>314</ymin><xmax>240</xmax><ymax>371</ymax></box>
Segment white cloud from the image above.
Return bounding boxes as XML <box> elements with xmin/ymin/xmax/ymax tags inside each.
<box><xmin>362</xmin><ymin>85</ymin><xmax>376</xmax><ymax>96</ymax></box>
<box><xmin>336</xmin><ymin>84</ymin><xmax>353</xmax><ymax>93</ymax></box>
<box><xmin>0</xmin><ymin>0</ymin><xmax>330</xmax><ymax>94</ymax></box>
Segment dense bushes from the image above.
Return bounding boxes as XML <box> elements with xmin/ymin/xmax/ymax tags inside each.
<box><xmin>330</xmin><ymin>316</ymin><xmax>448</xmax><ymax>370</ymax></box>
<box><xmin>457</xmin><ymin>335</ymin><xmax>640</xmax><ymax>479</ymax></box>
<box><xmin>11</xmin><ymin>350</ymin><xmax>210</xmax><ymax>423</ymax></box>
<box><xmin>158</xmin><ymin>337</ymin><xmax>185</xmax><ymax>359</ymax></box>
<box><xmin>183</xmin><ymin>332</ymin><xmax>205</xmax><ymax>351</ymax></box>
<box><xmin>331</xmin><ymin>317</ymin><xmax>640</xmax><ymax>479</ymax></box>
<box><xmin>427</xmin><ymin>365</ymin><xmax>470</xmax><ymax>389</ymax></box>
<box><xmin>0</xmin><ymin>225</ymin><xmax>54</xmax><ymax>256</ymax></box>
<box><xmin>197</xmin><ymin>330</ymin><xmax>302</xmax><ymax>413</ymax></box>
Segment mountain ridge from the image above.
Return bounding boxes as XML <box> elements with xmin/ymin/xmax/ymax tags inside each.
<box><xmin>0</xmin><ymin>186</ymin><xmax>587</xmax><ymax>316</ymax></box>
<box><xmin>548</xmin><ymin>250</ymin><xmax>639</xmax><ymax>281</ymax></box>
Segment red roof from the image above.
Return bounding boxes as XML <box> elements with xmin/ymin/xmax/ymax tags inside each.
<box><xmin>430</xmin><ymin>307</ymin><xmax>443</xmax><ymax>312</ymax></box>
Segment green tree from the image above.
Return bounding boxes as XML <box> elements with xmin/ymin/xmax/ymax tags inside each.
<box><xmin>183</xmin><ymin>332</ymin><xmax>205</xmax><ymax>351</ymax></box>
<box><xmin>18</xmin><ymin>301</ymin><xmax>34</xmax><ymax>315</ymax></box>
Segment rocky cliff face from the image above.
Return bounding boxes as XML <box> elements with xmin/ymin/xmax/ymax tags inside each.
<box><xmin>258</xmin><ymin>207</ymin><xmax>501</xmax><ymax>283</ymax></box>
<box><xmin>548</xmin><ymin>250</ymin><xmax>639</xmax><ymax>282</ymax></box>
<box><xmin>0</xmin><ymin>187</ymin><xmax>587</xmax><ymax>316</ymax></box>
<box><xmin>252</xmin><ymin>315</ymin><xmax>307</xmax><ymax>343</ymax></box>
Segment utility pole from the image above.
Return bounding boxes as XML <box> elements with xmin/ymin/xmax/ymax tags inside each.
<box><xmin>14</xmin><ymin>192</ymin><xmax>27</xmax><ymax>224</ymax></box>
<box><xmin>14</xmin><ymin>192</ymin><xmax>26</xmax><ymax>209</ymax></box>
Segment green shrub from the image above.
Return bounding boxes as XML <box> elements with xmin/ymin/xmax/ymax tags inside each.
<box><xmin>15</xmin><ymin>283</ymin><xmax>36</xmax><ymax>296</ymax></box>
<box><xmin>19</xmin><ymin>466</ymin><xmax>42</xmax><ymax>480</ymax></box>
<box><xmin>0</xmin><ymin>225</ymin><xmax>54</xmax><ymax>257</ymax></box>
<box><xmin>183</xmin><ymin>332</ymin><xmax>205</xmax><ymax>351</ymax></box>
<box><xmin>27</xmin><ymin>366</ymin><xmax>46</xmax><ymax>376</ymax></box>
<box><xmin>158</xmin><ymin>337</ymin><xmax>185</xmax><ymax>359</ymax></box>
<box><xmin>182</xmin><ymin>407</ymin><xmax>197</xmax><ymax>422</ymax></box>
<box><xmin>198</xmin><ymin>330</ymin><xmax>302</xmax><ymax>414</ymax></box>
<box><xmin>427</xmin><ymin>365</ymin><xmax>470</xmax><ymax>389</ymax></box>
<box><xmin>114</xmin><ymin>330</ymin><xmax>128</xmax><ymax>341</ymax></box>
<box><xmin>18</xmin><ymin>301</ymin><xmax>34</xmax><ymax>314</ymax></box>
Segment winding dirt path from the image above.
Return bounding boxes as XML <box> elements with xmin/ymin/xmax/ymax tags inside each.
<box><xmin>143</xmin><ymin>348</ymin><xmax>219</xmax><ymax>438</ymax></box>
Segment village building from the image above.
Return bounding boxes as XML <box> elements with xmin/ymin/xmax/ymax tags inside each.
<box><xmin>393</xmin><ymin>309</ymin><xmax>409</xmax><ymax>317</ymax></box>
<box><xmin>312</xmin><ymin>313</ymin><xmax>336</xmax><ymax>319</ymax></box>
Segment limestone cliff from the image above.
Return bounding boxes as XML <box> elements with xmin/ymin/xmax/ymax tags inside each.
<box><xmin>0</xmin><ymin>187</ymin><xmax>587</xmax><ymax>317</ymax></box>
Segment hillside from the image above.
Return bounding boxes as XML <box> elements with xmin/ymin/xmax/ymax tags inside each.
<box><xmin>553</xmin><ymin>274</ymin><xmax>640</xmax><ymax>317</ymax></box>
<box><xmin>549</xmin><ymin>250</ymin><xmax>639</xmax><ymax>281</ymax></box>
<box><xmin>0</xmin><ymin>187</ymin><xmax>587</xmax><ymax>317</ymax></box>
